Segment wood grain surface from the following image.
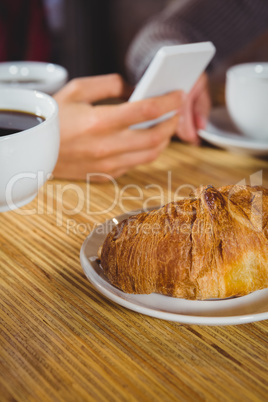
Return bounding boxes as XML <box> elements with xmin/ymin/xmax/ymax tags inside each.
<box><xmin>0</xmin><ymin>140</ymin><xmax>268</xmax><ymax>401</ymax></box>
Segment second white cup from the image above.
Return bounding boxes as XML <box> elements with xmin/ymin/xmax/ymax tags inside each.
<box><xmin>225</xmin><ymin>62</ymin><xmax>268</xmax><ymax>141</ymax></box>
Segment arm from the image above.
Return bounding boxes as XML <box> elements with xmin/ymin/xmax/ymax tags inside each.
<box><xmin>125</xmin><ymin>0</ymin><xmax>268</xmax><ymax>144</ymax></box>
<box><xmin>126</xmin><ymin>0</ymin><xmax>268</xmax><ymax>83</ymax></box>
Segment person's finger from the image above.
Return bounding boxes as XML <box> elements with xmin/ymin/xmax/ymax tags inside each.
<box><xmin>194</xmin><ymin>88</ymin><xmax>211</xmax><ymax>130</ymax></box>
<box><xmin>55</xmin><ymin>74</ymin><xmax>133</xmax><ymax>103</ymax></box>
<box><xmin>184</xmin><ymin>74</ymin><xmax>210</xmax><ymax>143</ymax></box>
<box><xmin>95</xmin><ymin>137</ymin><xmax>171</xmax><ymax>174</ymax></box>
<box><xmin>191</xmin><ymin>73</ymin><xmax>210</xmax><ymax>127</ymax></box>
<box><xmin>87</xmin><ymin>90</ymin><xmax>184</xmax><ymax>134</ymax></box>
<box><xmin>71</xmin><ymin>114</ymin><xmax>179</xmax><ymax>158</ymax></box>
<box><xmin>54</xmin><ymin>135</ymin><xmax>170</xmax><ymax>180</ymax></box>
<box><xmin>176</xmin><ymin>95</ymin><xmax>199</xmax><ymax>144</ymax></box>
<box><xmin>176</xmin><ymin>73</ymin><xmax>210</xmax><ymax>144</ymax></box>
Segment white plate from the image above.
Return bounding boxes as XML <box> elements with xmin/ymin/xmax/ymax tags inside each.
<box><xmin>0</xmin><ymin>61</ymin><xmax>68</xmax><ymax>94</ymax></box>
<box><xmin>198</xmin><ymin>107</ymin><xmax>268</xmax><ymax>156</ymax></box>
<box><xmin>80</xmin><ymin>210</ymin><xmax>268</xmax><ymax>325</ymax></box>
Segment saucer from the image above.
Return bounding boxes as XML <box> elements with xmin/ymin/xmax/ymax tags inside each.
<box><xmin>0</xmin><ymin>61</ymin><xmax>68</xmax><ymax>95</ymax></box>
<box><xmin>198</xmin><ymin>107</ymin><xmax>268</xmax><ymax>156</ymax></box>
<box><xmin>80</xmin><ymin>209</ymin><xmax>268</xmax><ymax>325</ymax></box>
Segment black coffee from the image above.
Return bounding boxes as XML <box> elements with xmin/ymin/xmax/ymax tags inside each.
<box><xmin>0</xmin><ymin>109</ymin><xmax>45</xmax><ymax>137</ymax></box>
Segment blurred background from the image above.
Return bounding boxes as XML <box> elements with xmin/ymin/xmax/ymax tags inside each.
<box><xmin>43</xmin><ymin>0</ymin><xmax>172</xmax><ymax>80</ymax></box>
<box><xmin>1</xmin><ymin>0</ymin><xmax>268</xmax><ymax>104</ymax></box>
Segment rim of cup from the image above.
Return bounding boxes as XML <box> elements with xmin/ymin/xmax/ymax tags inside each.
<box><xmin>226</xmin><ymin>62</ymin><xmax>268</xmax><ymax>81</ymax></box>
<box><xmin>0</xmin><ymin>61</ymin><xmax>68</xmax><ymax>87</ymax></box>
<box><xmin>0</xmin><ymin>88</ymin><xmax>58</xmax><ymax>142</ymax></box>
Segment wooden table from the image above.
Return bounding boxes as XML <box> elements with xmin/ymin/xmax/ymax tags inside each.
<box><xmin>0</xmin><ymin>141</ymin><xmax>268</xmax><ymax>401</ymax></box>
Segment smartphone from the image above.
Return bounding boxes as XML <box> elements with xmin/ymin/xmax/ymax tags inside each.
<box><xmin>129</xmin><ymin>41</ymin><xmax>216</xmax><ymax>129</ymax></box>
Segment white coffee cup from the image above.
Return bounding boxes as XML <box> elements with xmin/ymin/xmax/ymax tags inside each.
<box><xmin>225</xmin><ymin>62</ymin><xmax>268</xmax><ymax>141</ymax></box>
<box><xmin>0</xmin><ymin>61</ymin><xmax>68</xmax><ymax>95</ymax></box>
<box><xmin>0</xmin><ymin>88</ymin><xmax>60</xmax><ymax>212</ymax></box>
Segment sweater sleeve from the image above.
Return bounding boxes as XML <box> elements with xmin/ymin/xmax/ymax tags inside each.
<box><xmin>125</xmin><ymin>0</ymin><xmax>268</xmax><ymax>84</ymax></box>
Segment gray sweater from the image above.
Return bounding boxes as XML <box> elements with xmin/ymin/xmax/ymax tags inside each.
<box><xmin>126</xmin><ymin>0</ymin><xmax>268</xmax><ymax>84</ymax></box>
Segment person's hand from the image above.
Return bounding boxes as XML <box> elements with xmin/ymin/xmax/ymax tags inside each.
<box><xmin>176</xmin><ymin>73</ymin><xmax>211</xmax><ymax>145</ymax></box>
<box><xmin>53</xmin><ymin>74</ymin><xmax>184</xmax><ymax>181</ymax></box>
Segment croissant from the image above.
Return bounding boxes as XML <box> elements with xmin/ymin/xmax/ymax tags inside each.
<box><xmin>99</xmin><ymin>185</ymin><xmax>268</xmax><ymax>300</ymax></box>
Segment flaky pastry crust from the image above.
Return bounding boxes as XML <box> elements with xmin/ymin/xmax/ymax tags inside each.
<box><xmin>100</xmin><ymin>185</ymin><xmax>268</xmax><ymax>300</ymax></box>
